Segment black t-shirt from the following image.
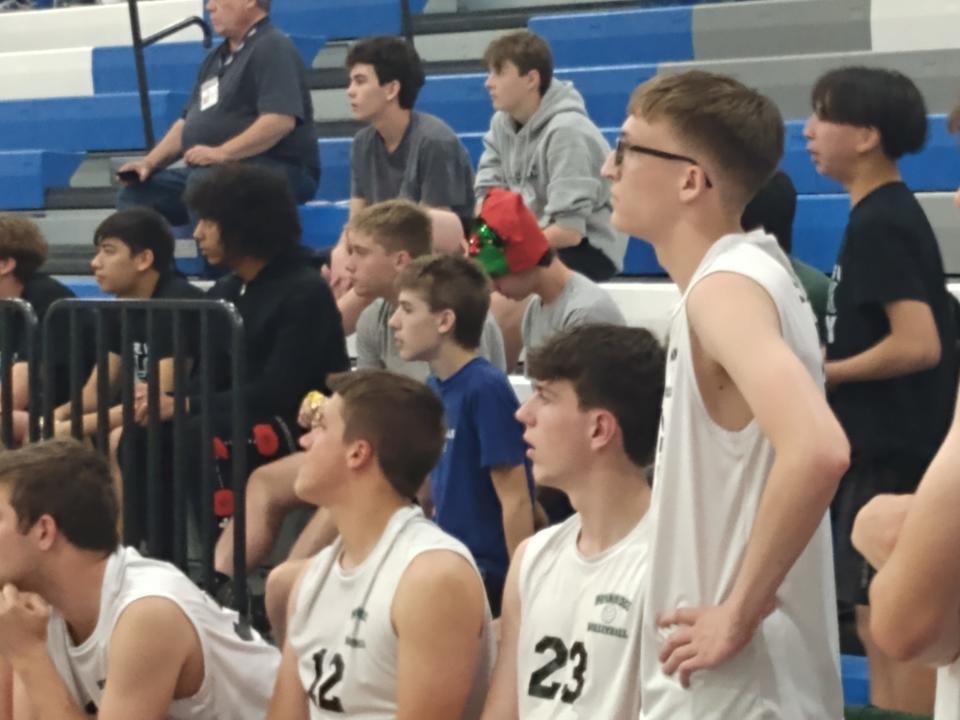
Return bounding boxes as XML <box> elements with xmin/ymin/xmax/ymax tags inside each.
<box><xmin>826</xmin><ymin>182</ymin><xmax>958</xmax><ymax>461</ymax></box>
<box><xmin>195</xmin><ymin>254</ymin><xmax>349</xmax><ymax>423</ymax></box>
<box><xmin>3</xmin><ymin>274</ymin><xmax>78</xmax><ymax>406</ymax></box>
<box><xmin>180</xmin><ymin>18</ymin><xmax>319</xmax><ymax>179</ymax></box>
<box><xmin>104</xmin><ymin>273</ymin><xmax>204</xmax><ymax>381</ymax></box>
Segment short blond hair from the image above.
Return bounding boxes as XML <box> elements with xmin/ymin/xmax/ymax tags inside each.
<box><xmin>351</xmin><ymin>199</ymin><xmax>432</xmax><ymax>257</ymax></box>
<box><xmin>628</xmin><ymin>71</ymin><xmax>784</xmax><ymax>204</ymax></box>
<box><xmin>0</xmin><ymin>214</ymin><xmax>47</xmax><ymax>282</ymax></box>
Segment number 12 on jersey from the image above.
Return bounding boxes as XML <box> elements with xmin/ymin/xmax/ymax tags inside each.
<box><xmin>527</xmin><ymin>636</ymin><xmax>588</xmax><ymax>704</ymax></box>
<box><xmin>308</xmin><ymin>648</ymin><xmax>345</xmax><ymax>713</ymax></box>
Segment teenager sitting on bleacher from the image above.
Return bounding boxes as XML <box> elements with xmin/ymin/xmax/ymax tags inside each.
<box><xmin>326</xmin><ymin>35</ymin><xmax>476</xmax><ymax>335</ymax></box>
<box><xmin>116</xmin><ymin>0</ymin><xmax>319</xmax><ymax>225</ymax></box>
<box><xmin>0</xmin><ymin>440</ymin><xmax>279</xmax><ymax>720</ymax></box>
<box><xmin>0</xmin><ymin>215</ymin><xmax>75</xmax><ymax>446</ymax></box>
<box><xmin>126</xmin><ymin>164</ymin><xmax>347</xmax><ymax>560</ymax></box>
<box><xmin>52</xmin><ymin>208</ymin><xmax>201</xmax><ymax>442</ymax></box>
<box><xmin>470</xmin><ymin>189</ymin><xmax>624</xmax><ymax>358</ymax></box>
<box><xmin>809</xmin><ymin>66</ymin><xmax>958</xmax><ymax>715</ymax></box>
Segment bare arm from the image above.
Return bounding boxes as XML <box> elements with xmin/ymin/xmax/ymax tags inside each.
<box><xmin>480</xmin><ymin>540</ymin><xmax>527</xmax><ymax>720</ymax></box>
<box><xmin>543</xmin><ymin>224</ymin><xmax>583</xmax><ymax>250</ymax></box>
<box><xmin>394</xmin><ymin>551</ymin><xmax>487</xmax><ymax>720</ymax></box>
<box><xmin>826</xmin><ymin>299</ymin><xmax>941</xmax><ymax>387</ymax></box>
<box><xmin>490</xmin><ymin>464</ymin><xmax>534</xmax><ymax>559</ymax></box>
<box><xmin>119</xmin><ymin>120</ymin><xmax>185</xmax><ymax>180</ymax></box>
<box><xmin>95</xmin><ymin>597</ymin><xmax>199</xmax><ymax>720</ymax></box>
<box><xmin>268</xmin><ymin>566</ymin><xmax>310</xmax><ymax>719</ymax></box>
<box><xmin>218</xmin><ymin>114</ymin><xmax>296</xmax><ymax>162</ymax></box>
<box><xmin>0</xmin><ymin>657</ymin><xmax>11</xmax><ymax>720</ymax></box>
<box><xmin>8</xmin><ymin>363</ymin><xmax>28</xmax><ymax>412</ymax></box>
<box><xmin>54</xmin><ymin>355</ymin><xmax>121</xmax><ymax>421</ymax></box>
<box><xmin>866</xmin><ymin>394</ymin><xmax>960</xmax><ymax>665</ymax></box>
<box><xmin>660</xmin><ymin>273</ymin><xmax>849</xmax><ymax>683</ymax></box>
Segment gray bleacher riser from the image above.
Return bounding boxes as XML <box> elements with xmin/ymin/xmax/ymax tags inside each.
<box><xmin>692</xmin><ymin>0</ymin><xmax>871</xmax><ymax>60</ymax></box>
<box><xmin>921</xmin><ymin>193</ymin><xmax>960</xmax><ymax>276</ymax></box>
<box><xmin>25</xmin><ymin>208</ymin><xmax>114</xmax><ymax>248</ymax></box>
<box><xmin>658</xmin><ymin>48</ymin><xmax>960</xmax><ymax>118</ymax></box>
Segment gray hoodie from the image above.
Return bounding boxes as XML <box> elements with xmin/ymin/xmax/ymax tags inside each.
<box><xmin>475</xmin><ymin>79</ymin><xmax>627</xmax><ymax>271</ymax></box>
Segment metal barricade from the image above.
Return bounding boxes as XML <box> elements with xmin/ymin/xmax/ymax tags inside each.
<box><xmin>42</xmin><ymin>298</ymin><xmax>252</xmax><ymax>634</ymax></box>
<box><xmin>0</xmin><ymin>299</ymin><xmax>39</xmax><ymax>448</ymax></box>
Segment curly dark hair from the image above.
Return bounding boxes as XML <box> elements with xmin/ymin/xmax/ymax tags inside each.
<box><xmin>185</xmin><ymin>163</ymin><xmax>301</xmax><ymax>262</ymax></box>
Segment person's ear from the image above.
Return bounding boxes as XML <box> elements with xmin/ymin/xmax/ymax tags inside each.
<box><xmin>0</xmin><ymin>257</ymin><xmax>17</xmax><ymax>279</ymax></box>
<box><xmin>855</xmin><ymin>126</ymin><xmax>882</xmax><ymax>155</ymax></box>
<box><xmin>384</xmin><ymin>79</ymin><xmax>401</xmax><ymax>104</ymax></box>
<box><xmin>133</xmin><ymin>248</ymin><xmax>155</xmax><ymax>273</ymax></box>
<box><xmin>32</xmin><ymin>514</ymin><xmax>59</xmax><ymax>551</ymax></box>
<box><xmin>588</xmin><ymin>408</ymin><xmax>618</xmax><ymax>452</ymax></box>
<box><xmin>345</xmin><ymin>438</ymin><xmax>374</xmax><ymax>472</ymax></box>
<box><xmin>436</xmin><ymin>308</ymin><xmax>456</xmax><ymax>336</ymax></box>
<box><xmin>677</xmin><ymin>165</ymin><xmax>710</xmax><ymax>205</ymax></box>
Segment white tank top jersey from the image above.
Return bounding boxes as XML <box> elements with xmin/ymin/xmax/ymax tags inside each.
<box><xmin>936</xmin><ymin>662</ymin><xmax>960</xmax><ymax>719</ymax></box>
<box><xmin>639</xmin><ymin>230</ymin><xmax>842</xmax><ymax>719</ymax></box>
<box><xmin>517</xmin><ymin>511</ymin><xmax>649</xmax><ymax>720</ymax></box>
<box><xmin>45</xmin><ymin>546</ymin><xmax>280</xmax><ymax>719</ymax></box>
<box><xmin>288</xmin><ymin>504</ymin><xmax>495</xmax><ymax>720</ymax></box>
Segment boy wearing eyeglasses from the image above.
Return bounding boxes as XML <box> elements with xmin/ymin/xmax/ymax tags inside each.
<box><xmin>603</xmin><ymin>70</ymin><xmax>850</xmax><ymax>719</ymax></box>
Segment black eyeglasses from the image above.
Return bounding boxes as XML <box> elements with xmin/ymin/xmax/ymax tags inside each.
<box><xmin>614</xmin><ymin>138</ymin><xmax>713</xmax><ymax>188</ymax></box>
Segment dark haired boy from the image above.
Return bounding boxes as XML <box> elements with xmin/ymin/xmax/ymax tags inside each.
<box><xmin>0</xmin><ymin>439</ymin><xmax>279</xmax><ymax>719</ymax></box>
<box><xmin>52</xmin><ymin>207</ymin><xmax>202</xmax><ymax>439</ymax></box>
<box><xmin>605</xmin><ymin>70</ymin><xmax>849</xmax><ymax>718</ymax></box>
<box><xmin>327</xmin><ymin>35</ymin><xmax>478</xmax><ymax>336</ymax></box>
<box><xmin>390</xmin><ymin>254</ymin><xmax>534</xmax><ymax>616</ymax></box>
<box><xmin>0</xmin><ymin>215</ymin><xmax>75</xmax><ymax>442</ymax></box>
<box><xmin>806</xmin><ymin>65</ymin><xmax>957</xmax><ymax>713</ymax></box>
<box><xmin>345</xmin><ymin>36</ymin><xmax>475</xmax><ymax>231</ymax></box>
<box><xmin>741</xmin><ymin>170</ymin><xmax>829</xmax><ymax>340</ymax></box>
<box><xmin>482</xmin><ymin>324</ymin><xmax>664</xmax><ymax>719</ymax></box>
<box><xmin>268</xmin><ymin>370</ymin><xmax>493</xmax><ymax>719</ymax></box>
<box><xmin>130</xmin><ymin>165</ymin><xmax>349</xmax><ymax>558</ymax></box>
<box><xmin>477</xmin><ymin>30</ymin><xmax>625</xmax><ymax>281</ymax></box>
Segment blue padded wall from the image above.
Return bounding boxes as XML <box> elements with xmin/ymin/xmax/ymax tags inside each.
<box><xmin>0</xmin><ymin>150</ymin><xmax>84</xmax><ymax>210</ymax></box>
<box><xmin>271</xmin><ymin>0</ymin><xmax>428</xmax><ymax>41</ymax></box>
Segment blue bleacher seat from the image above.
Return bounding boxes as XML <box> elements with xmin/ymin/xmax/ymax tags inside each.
<box><xmin>529</xmin><ymin>7</ymin><xmax>694</xmax><ymax>68</ymax></box>
<box><xmin>0</xmin><ymin>91</ymin><xmax>187</xmax><ymax>153</ymax></box>
<box><xmin>271</xmin><ymin>0</ymin><xmax>428</xmax><ymax>41</ymax></box>
<box><xmin>92</xmin><ymin>36</ymin><xmax>326</xmax><ymax>96</ymax></box>
<box><xmin>299</xmin><ymin>201</ymin><xmax>350</xmax><ymax>252</ymax></box>
<box><xmin>0</xmin><ymin>150</ymin><xmax>84</xmax><ymax>211</ymax></box>
<box><xmin>623</xmin><ymin>238</ymin><xmax>665</xmax><ymax>276</ymax></box>
<box><xmin>841</xmin><ymin>654</ymin><xmax>870</xmax><ymax>706</ymax></box>
<box><xmin>793</xmin><ymin>194</ymin><xmax>847</xmax><ymax>273</ymax></box>
<box><xmin>316</xmin><ymin>138</ymin><xmax>352</xmax><ymax>202</ymax></box>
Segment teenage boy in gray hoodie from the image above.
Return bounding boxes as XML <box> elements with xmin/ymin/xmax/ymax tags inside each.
<box><xmin>476</xmin><ymin>31</ymin><xmax>625</xmax><ymax>282</ymax></box>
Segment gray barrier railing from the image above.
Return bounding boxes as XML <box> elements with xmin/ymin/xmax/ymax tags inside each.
<box><xmin>28</xmin><ymin>298</ymin><xmax>253</xmax><ymax>634</ymax></box>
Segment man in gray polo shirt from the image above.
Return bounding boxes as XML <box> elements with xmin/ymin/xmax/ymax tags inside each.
<box><xmin>117</xmin><ymin>0</ymin><xmax>319</xmax><ymax>226</ymax></box>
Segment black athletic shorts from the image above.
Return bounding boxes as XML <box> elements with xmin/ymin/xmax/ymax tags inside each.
<box><xmin>832</xmin><ymin>452</ymin><xmax>928</xmax><ymax>606</ymax></box>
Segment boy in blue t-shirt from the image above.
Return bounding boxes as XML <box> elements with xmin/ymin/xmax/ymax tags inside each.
<box><xmin>389</xmin><ymin>254</ymin><xmax>534</xmax><ymax>615</ymax></box>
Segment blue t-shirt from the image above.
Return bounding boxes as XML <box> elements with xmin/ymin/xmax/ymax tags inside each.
<box><xmin>427</xmin><ymin>356</ymin><xmax>532</xmax><ymax>580</ymax></box>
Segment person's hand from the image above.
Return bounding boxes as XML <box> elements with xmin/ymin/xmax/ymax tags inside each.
<box><xmin>297</xmin><ymin>391</ymin><xmax>327</xmax><ymax>430</ymax></box>
<box><xmin>0</xmin><ymin>585</ymin><xmax>50</xmax><ymax>663</ymax></box>
<box><xmin>117</xmin><ymin>159</ymin><xmax>154</xmax><ymax>184</ymax></box>
<box><xmin>184</xmin><ymin>145</ymin><xmax>228</xmax><ymax>167</ymax></box>
<box><xmin>322</xmin><ymin>236</ymin><xmax>354</xmax><ymax>301</ymax></box>
<box><xmin>852</xmin><ymin>493</ymin><xmax>914</xmax><ymax>570</ymax></box>
<box><xmin>133</xmin><ymin>384</ymin><xmax>175</xmax><ymax>425</ymax></box>
<box><xmin>658</xmin><ymin>601</ymin><xmax>769</xmax><ymax>688</ymax></box>
<box><xmin>52</xmin><ymin>420</ymin><xmax>74</xmax><ymax>439</ymax></box>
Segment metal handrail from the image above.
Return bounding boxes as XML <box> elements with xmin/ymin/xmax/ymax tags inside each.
<box><xmin>126</xmin><ymin>0</ymin><xmax>212</xmax><ymax>150</ymax></box>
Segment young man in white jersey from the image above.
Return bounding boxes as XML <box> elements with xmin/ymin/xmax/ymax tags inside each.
<box><xmin>0</xmin><ymin>439</ymin><xmax>279</xmax><ymax>720</ymax></box>
<box><xmin>481</xmin><ymin>323</ymin><xmax>665</xmax><ymax>719</ymax></box>
<box><xmin>849</xmin><ymin>104</ymin><xmax>960</xmax><ymax>720</ymax></box>
<box><xmin>602</xmin><ymin>70</ymin><xmax>850</xmax><ymax>719</ymax></box>
<box><xmin>268</xmin><ymin>369</ymin><xmax>494</xmax><ymax>719</ymax></box>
